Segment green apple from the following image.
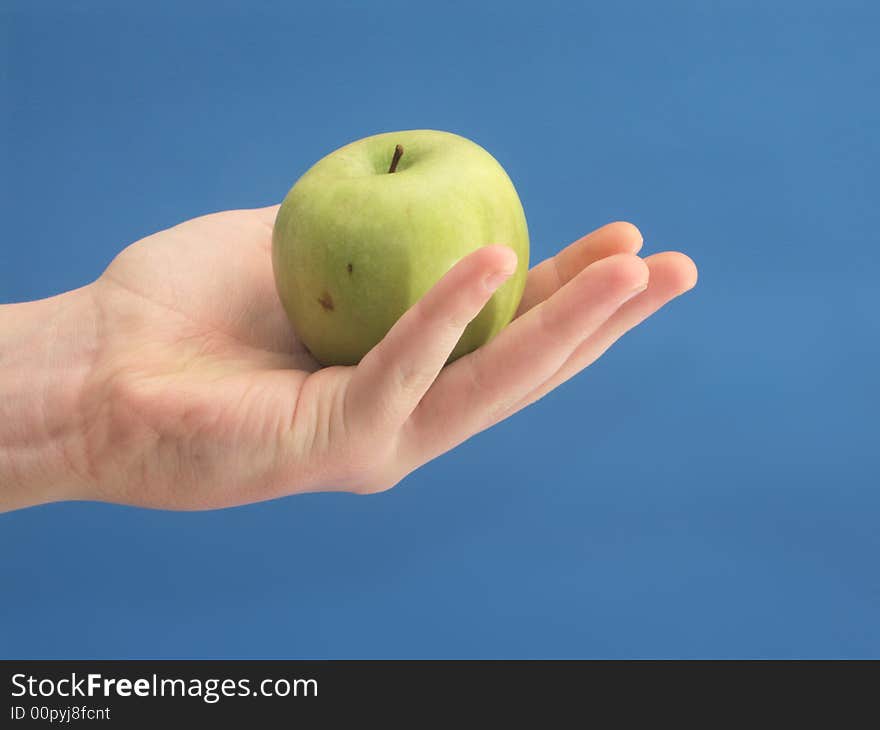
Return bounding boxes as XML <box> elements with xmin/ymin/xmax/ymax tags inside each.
<box><xmin>272</xmin><ymin>129</ymin><xmax>529</xmax><ymax>366</ymax></box>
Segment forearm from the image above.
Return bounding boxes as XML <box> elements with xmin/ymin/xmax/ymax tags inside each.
<box><xmin>0</xmin><ymin>287</ymin><xmax>99</xmax><ymax>511</ymax></box>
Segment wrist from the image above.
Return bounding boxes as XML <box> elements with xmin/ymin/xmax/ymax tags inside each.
<box><xmin>0</xmin><ymin>286</ymin><xmax>100</xmax><ymax>511</ymax></box>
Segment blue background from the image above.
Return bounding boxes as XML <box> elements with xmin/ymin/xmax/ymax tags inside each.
<box><xmin>2</xmin><ymin>0</ymin><xmax>878</xmax><ymax>658</ymax></box>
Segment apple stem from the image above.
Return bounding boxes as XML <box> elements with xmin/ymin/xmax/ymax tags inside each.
<box><xmin>388</xmin><ymin>144</ymin><xmax>404</xmax><ymax>173</ymax></box>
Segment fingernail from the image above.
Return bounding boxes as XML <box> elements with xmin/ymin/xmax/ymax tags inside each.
<box><xmin>485</xmin><ymin>268</ymin><xmax>514</xmax><ymax>292</ymax></box>
<box><xmin>621</xmin><ymin>283</ymin><xmax>648</xmax><ymax>304</ymax></box>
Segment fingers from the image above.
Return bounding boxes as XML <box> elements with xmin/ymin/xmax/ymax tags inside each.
<box><xmin>402</xmin><ymin>253</ymin><xmax>650</xmax><ymax>461</ymax></box>
<box><xmin>490</xmin><ymin>251</ymin><xmax>698</xmax><ymax>426</ymax></box>
<box><xmin>344</xmin><ymin>245</ymin><xmax>518</xmax><ymax>438</ymax></box>
<box><xmin>516</xmin><ymin>221</ymin><xmax>644</xmax><ymax>316</ymax></box>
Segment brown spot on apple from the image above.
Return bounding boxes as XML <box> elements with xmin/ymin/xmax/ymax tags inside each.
<box><xmin>317</xmin><ymin>292</ymin><xmax>334</xmax><ymax>311</ymax></box>
<box><xmin>347</xmin><ymin>263</ymin><xmax>353</xmax><ymax>274</ymax></box>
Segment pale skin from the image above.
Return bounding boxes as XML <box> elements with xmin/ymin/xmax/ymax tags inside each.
<box><xmin>0</xmin><ymin>205</ymin><xmax>697</xmax><ymax>512</ymax></box>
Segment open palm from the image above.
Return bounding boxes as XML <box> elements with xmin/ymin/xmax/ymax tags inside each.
<box><xmin>79</xmin><ymin>204</ymin><xmax>696</xmax><ymax>509</ymax></box>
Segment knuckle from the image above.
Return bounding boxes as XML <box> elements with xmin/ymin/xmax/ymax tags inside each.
<box><xmin>464</xmin><ymin>351</ymin><xmax>494</xmax><ymax>399</ymax></box>
<box><xmin>414</xmin><ymin>286</ymin><xmax>482</xmax><ymax>334</ymax></box>
<box><xmin>392</xmin><ymin>360</ymin><xmax>433</xmax><ymax>400</ymax></box>
<box><xmin>332</xmin><ymin>436</ymin><xmax>399</xmax><ymax>495</ymax></box>
<box><xmin>351</xmin><ymin>465</ymin><xmax>405</xmax><ymax>496</ymax></box>
<box><xmin>350</xmin><ymin>478</ymin><xmax>391</xmax><ymax>496</ymax></box>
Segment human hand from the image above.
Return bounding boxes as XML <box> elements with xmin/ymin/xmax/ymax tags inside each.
<box><xmin>0</xmin><ymin>206</ymin><xmax>696</xmax><ymax>511</ymax></box>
